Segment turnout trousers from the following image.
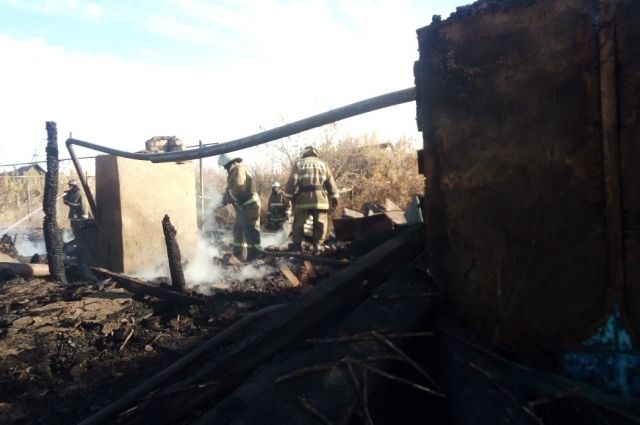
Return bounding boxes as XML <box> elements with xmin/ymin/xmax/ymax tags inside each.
<box><xmin>233</xmin><ymin>203</ymin><xmax>261</xmax><ymax>261</ymax></box>
<box><xmin>291</xmin><ymin>208</ymin><xmax>328</xmax><ymax>247</ymax></box>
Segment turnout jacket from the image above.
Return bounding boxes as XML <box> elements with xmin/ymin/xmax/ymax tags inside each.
<box><xmin>284</xmin><ymin>156</ymin><xmax>339</xmax><ymax>210</ymax></box>
<box><xmin>267</xmin><ymin>191</ymin><xmax>285</xmax><ymax>215</ymax></box>
<box><xmin>63</xmin><ymin>188</ymin><xmax>85</xmax><ymax>218</ymax></box>
<box><xmin>224</xmin><ymin>162</ymin><xmax>259</xmax><ymax>208</ymax></box>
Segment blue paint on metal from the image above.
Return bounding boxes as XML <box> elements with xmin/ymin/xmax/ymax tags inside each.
<box><xmin>563</xmin><ymin>304</ymin><xmax>640</xmax><ymax>396</ymax></box>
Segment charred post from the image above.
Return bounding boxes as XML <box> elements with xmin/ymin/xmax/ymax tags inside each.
<box><xmin>162</xmin><ymin>214</ymin><xmax>186</xmax><ymax>292</ymax></box>
<box><xmin>43</xmin><ymin>121</ymin><xmax>67</xmax><ymax>284</ymax></box>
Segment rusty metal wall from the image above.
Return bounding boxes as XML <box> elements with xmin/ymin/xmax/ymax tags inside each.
<box><xmin>414</xmin><ymin>0</ymin><xmax>636</xmax><ymax>365</ymax></box>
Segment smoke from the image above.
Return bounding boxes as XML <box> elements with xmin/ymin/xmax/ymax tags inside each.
<box><xmin>184</xmin><ymin>236</ymin><xmax>224</xmax><ymax>290</ymax></box>
<box><xmin>132</xmin><ymin>186</ymin><xmax>286</xmax><ymax>295</ymax></box>
<box><xmin>201</xmin><ymin>187</ymin><xmax>225</xmax><ymax>236</ymax></box>
<box><xmin>237</xmin><ymin>261</ymin><xmax>277</xmax><ymax>281</ymax></box>
<box><xmin>14</xmin><ymin>235</ymin><xmax>45</xmax><ymax>257</ymax></box>
<box><xmin>131</xmin><ymin>261</ymin><xmax>169</xmax><ymax>282</ymax></box>
<box><xmin>261</xmin><ymin>227</ymin><xmax>290</xmax><ymax>249</ymax></box>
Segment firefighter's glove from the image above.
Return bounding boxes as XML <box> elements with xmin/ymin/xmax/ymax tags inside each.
<box><xmin>222</xmin><ymin>193</ymin><xmax>232</xmax><ymax>207</ymax></box>
<box><xmin>330</xmin><ymin>197</ymin><xmax>339</xmax><ymax>209</ymax></box>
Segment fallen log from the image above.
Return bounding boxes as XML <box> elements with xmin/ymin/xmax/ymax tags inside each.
<box><xmin>77</xmin><ymin>303</ymin><xmax>286</xmax><ymax>425</ymax></box>
<box><xmin>91</xmin><ymin>267</ymin><xmax>205</xmax><ymax>305</ymax></box>
<box><xmin>0</xmin><ymin>262</ymin><xmax>50</xmax><ymax>278</ymax></box>
<box><xmin>196</xmin><ymin>255</ymin><xmax>438</xmax><ymax>425</ymax></box>
<box><xmin>117</xmin><ymin>225</ymin><xmax>423</xmax><ymax>425</ymax></box>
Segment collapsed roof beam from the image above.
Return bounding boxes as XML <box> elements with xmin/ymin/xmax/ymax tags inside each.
<box><xmin>65</xmin><ymin>87</ymin><xmax>416</xmax><ymax>163</ymax></box>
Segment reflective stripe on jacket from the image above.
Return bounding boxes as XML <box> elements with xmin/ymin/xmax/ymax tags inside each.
<box><xmin>284</xmin><ymin>156</ymin><xmax>338</xmax><ymax>210</ymax></box>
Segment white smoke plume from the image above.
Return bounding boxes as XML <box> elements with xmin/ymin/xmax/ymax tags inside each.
<box><xmin>261</xmin><ymin>227</ymin><xmax>291</xmax><ymax>249</ymax></box>
<box><xmin>184</xmin><ymin>236</ymin><xmax>224</xmax><ymax>291</ymax></box>
<box><xmin>131</xmin><ymin>261</ymin><xmax>169</xmax><ymax>282</ymax></box>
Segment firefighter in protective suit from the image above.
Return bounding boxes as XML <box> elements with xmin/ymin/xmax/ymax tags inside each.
<box><xmin>283</xmin><ymin>146</ymin><xmax>339</xmax><ymax>253</ymax></box>
<box><xmin>63</xmin><ymin>180</ymin><xmax>86</xmax><ymax>219</ymax></box>
<box><xmin>218</xmin><ymin>153</ymin><xmax>262</xmax><ymax>261</ymax></box>
<box><xmin>265</xmin><ymin>181</ymin><xmax>289</xmax><ymax>230</ymax></box>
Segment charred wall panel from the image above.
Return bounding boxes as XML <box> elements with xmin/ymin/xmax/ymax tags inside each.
<box><xmin>618</xmin><ymin>2</ymin><xmax>640</xmax><ymax>339</ymax></box>
<box><xmin>416</xmin><ymin>0</ymin><xmax>610</xmax><ymax>364</ymax></box>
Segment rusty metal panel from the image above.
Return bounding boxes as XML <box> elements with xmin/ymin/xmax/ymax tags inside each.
<box><xmin>416</xmin><ymin>0</ymin><xmax>609</xmax><ymax>364</ymax></box>
<box><xmin>618</xmin><ymin>1</ymin><xmax>640</xmax><ymax>341</ymax></box>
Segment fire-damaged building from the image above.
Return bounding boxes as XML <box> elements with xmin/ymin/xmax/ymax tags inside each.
<box><xmin>0</xmin><ymin>0</ymin><xmax>639</xmax><ymax>424</ymax></box>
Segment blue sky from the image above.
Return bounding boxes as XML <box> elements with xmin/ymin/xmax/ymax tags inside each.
<box><xmin>0</xmin><ymin>0</ymin><xmax>464</xmax><ymax>167</ymax></box>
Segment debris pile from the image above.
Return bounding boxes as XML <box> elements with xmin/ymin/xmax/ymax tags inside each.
<box><xmin>143</xmin><ymin>136</ymin><xmax>184</xmax><ymax>153</ymax></box>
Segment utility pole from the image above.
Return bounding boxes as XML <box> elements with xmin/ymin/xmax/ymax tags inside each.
<box><xmin>199</xmin><ymin>140</ymin><xmax>204</xmax><ymax>230</ymax></box>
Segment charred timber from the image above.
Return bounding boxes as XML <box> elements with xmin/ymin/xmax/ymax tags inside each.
<box><xmin>43</xmin><ymin>121</ymin><xmax>67</xmax><ymax>283</ymax></box>
<box><xmin>91</xmin><ymin>267</ymin><xmax>205</xmax><ymax>305</ymax></box>
<box><xmin>65</xmin><ymin>87</ymin><xmax>416</xmax><ymax>163</ymax></box>
<box><xmin>197</xmin><ymin>256</ymin><xmax>438</xmax><ymax>425</ymax></box>
<box><xmin>162</xmin><ymin>215</ymin><xmax>186</xmax><ymax>292</ymax></box>
<box><xmin>116</xmin><ymin>225</ymin><xmax>424</xmax><ymax>425</ymax></box>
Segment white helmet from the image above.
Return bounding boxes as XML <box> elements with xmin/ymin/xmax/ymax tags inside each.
<box><xmin>217</xmin><ymin>153</ymin><xmax>241</xmax><ymax>167</ymax></box>
<box><xmin>68</xmin><ymin>180</ymin><xmax>79</xmax><ymax>187</ymax></box>
<box><xmin>271</xmin><ymin>181</ymin><xmax>280</xmax><ymax>189</ymax></box>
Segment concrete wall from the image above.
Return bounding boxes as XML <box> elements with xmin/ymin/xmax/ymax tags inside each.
<box><xmin>91</xmin><ymin>155</ymin><xmax>197</xmax><ymax>274</ymax></box>
<box><xmin>416</xmin><ymin>0</ymin><xmax>640</xmax><ymax>365</ymax></box>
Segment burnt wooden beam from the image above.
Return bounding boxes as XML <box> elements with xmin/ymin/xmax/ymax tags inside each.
<box><xmin>43</xmin><ymin>121</ymin><xmax>67</xmax><ymax>283</ymax></box>
<box><xmin>196</xmin><ymin>256</ymin><xmax>437</xmax><ymax>425</ymax></box>
<box><xmin>91</xmin><ymin>267</ymin><xmax>205</xmax><ymax>305</ymax></box>
<box><xmin>117</xmin><ymin>225</ymin><xmax>424</xmax><ymax>425</ymax></box>
<box><xmin>162</xmin><ymin>215</ymin><xmax>186</xmax><ymax>292</ymax></box>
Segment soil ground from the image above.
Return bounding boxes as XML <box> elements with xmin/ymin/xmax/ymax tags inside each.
<box><xmin>0</xmin><ymin>266</ymin><xmax>304</xmax><ymax>425</ymax></box>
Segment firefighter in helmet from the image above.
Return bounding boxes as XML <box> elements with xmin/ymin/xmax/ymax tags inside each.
<box><xmin>283</xmin><ymin>146</ymin><xmax>339</xmax><ymax>253</ymax></box>
<box><xmin>218</xmin><ymin>153</ymin><xmax>262</xmax><ymax>261</ymax></box>
<box><xmin>265</xmin><ymin>181</ymin><xmax>289</xmax><ymax>230</ymax></box>
<box><xmin>63</xmin><ymin>180</ymin><xmax>86</xmax><ymax>219</ymax></box>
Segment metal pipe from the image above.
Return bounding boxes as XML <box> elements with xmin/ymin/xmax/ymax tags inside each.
<box><xmin>66</xmin><ymin>141</ymin><xmax>98</xmax><ymax>219</ymax></box>
<box><xmin>65</xmin><ymin>87</ymin><xmax>416</xmax><ymax>163</ymax></box>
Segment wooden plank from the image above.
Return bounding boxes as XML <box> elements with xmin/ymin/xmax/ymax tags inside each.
<box><xmin>197</xmin><ymin>256</ymin><xmax>436</xmax><ymax>425</ymax></box>
<box><xmin>91</xmin><ymin>267</ymin><xmax>206</xmax><ymax>305</ymax></box>
<box><xmin>383</xmin><ymin>198</ymin><xmax>407</xmax><ymax>225</ymax></box>
<box><xmin>280</xmin><ymin>265</ymin><xmax>301</xmax><ymax>287</ymax></box>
